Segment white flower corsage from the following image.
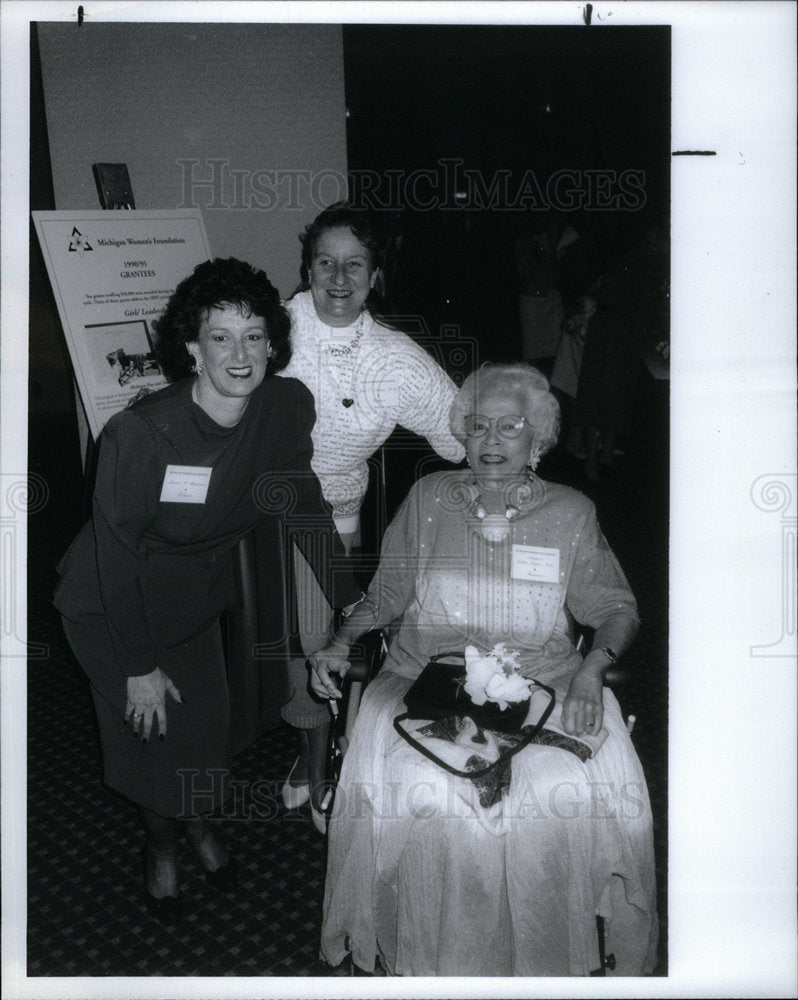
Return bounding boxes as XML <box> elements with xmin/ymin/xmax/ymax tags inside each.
<box><xmin>463</xmin><ymin>643</ymin><xmax>533</xmax><ymax>711</ymax></box>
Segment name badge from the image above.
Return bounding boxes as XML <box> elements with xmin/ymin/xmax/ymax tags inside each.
<box><xmin>511</xmin><ymin>544</ymin><xmax>560</xmax><ymax>584</ymax></box>
<box><xmin>159</xmin><ymin>465</ymin><xmax>212</xmax><ymax>504</ymax></box>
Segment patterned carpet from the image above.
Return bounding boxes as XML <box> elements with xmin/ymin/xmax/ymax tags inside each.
<box><xmin>25</xmin><ymin>381</ymin><xmax>669</xmax><ymax>978</ymax></box>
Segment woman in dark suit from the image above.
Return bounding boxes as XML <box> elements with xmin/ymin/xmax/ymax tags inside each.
<box><xmin>55</xmin><ymin>258</ymin><xmax>360</xmax><ymax>922</ymax></box>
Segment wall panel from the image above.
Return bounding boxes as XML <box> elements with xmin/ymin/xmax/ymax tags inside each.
<box><xmin>37</xmin><ymin>21</ymin><xmax>347</xmax><ymax>298</ymax></box>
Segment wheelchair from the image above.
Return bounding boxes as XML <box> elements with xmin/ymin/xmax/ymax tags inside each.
<box><xmin>321</xmin><ymin>621</ymin><xmax>637</xmax><ymax>977</ymax></box>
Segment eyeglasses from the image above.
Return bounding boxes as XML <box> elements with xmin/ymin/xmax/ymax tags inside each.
<box><xmin>464</xmin><ymin>414</ymin><xmax>530</xmax><ymax>439</ymax></box>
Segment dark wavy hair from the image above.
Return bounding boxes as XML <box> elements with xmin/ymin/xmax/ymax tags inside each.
<box><xmin>296</xmin><ymin>201</ymin><xmax>386</xmax><ymax>309</ymax></box>
<box><xmin>154</xmin><ymin>257</ymin><xmax>291</xmax><ymax>382</ymax></box>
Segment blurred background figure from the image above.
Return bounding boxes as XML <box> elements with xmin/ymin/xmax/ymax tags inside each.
<box><xmin>571</xmin><ymin>225</ymin><xmax>669</xmax><ymax>481</ymax></box>
<box><xmin>514</xmin><ymin>210</ymin><xmax>582</xmax><ymax>377</ymax></box>
<box><xmin>550</xmin><ymin>288</ymin><xmax>599</xmax><ymax>458</ymax></box>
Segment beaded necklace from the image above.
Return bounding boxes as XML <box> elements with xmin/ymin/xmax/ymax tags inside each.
<box><xmin>470</xmin><ymin>470</ymin><xmax>544</xmax><ymax>541</ymax></box>
<box><xmin>326</xmin><ymin>313</ymin><xmax>365</xmax><ymax>357</ymax></box>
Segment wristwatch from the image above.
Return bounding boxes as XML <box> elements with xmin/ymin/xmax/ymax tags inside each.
<box><xmin>597</xmin><ymin>644</ymin><xmax>618</xmax><ymax>664</ymax></box>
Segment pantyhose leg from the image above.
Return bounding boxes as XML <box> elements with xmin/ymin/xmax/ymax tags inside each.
<box><xmin>138</xmin><ymin>806</ymin><xmax>180</xmax><ymax>900</ymax></box>
<box><xmin>182</xmin><ymin>814</ymin><xmax>230</xmax><ymax>873</ymax></box>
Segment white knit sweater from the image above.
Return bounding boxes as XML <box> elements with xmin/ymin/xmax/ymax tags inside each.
<box><xmin>278</xmin><ymin>291</ymin><xmax>464</xmax><ymax>527</ymax></box>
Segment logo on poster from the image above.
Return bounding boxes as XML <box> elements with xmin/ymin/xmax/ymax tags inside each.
<box><xmin>67</xmin><ymin>227</ymin><xmax>93</xmax><ymax>254</ymax></box>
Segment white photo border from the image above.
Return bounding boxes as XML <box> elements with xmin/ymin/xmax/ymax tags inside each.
<box><xmin>2</xmin><ymin>2</ymin><xmax>796</xmax><ymax>998</ymax></box>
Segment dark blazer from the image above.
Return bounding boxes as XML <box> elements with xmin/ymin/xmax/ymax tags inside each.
<box><xmin>54</xmin><ymin>375</ymin><xmax>360</xmax><ymax>680</ymax></box>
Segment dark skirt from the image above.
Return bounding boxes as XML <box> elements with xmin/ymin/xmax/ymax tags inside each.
<box><xmin>62</xmin><ymin>616</ymin><xmax>230</xmax><ymax>817</ymax></box>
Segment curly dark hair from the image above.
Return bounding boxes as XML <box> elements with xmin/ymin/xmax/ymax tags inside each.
<box><xmin>296</xmin><ymin>201</ymin><xmax>386</xmax><ymax>308</ymax></box>
<box><xmin>154</xmin><ymin>257</ymin><xmax>291</xmax><ymax>382</ymax></box>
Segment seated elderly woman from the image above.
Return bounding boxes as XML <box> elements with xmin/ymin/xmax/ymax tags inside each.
<box><xmin>309</xmin><ymin>362</ymin><xmax>658</xmax><ymax>976</ymax></box>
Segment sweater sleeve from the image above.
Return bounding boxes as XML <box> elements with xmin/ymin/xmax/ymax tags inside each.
<box><xmin>564</xmin><ymin>502</ymin><xmax>640</xmax><ymax>630</ymax></box>
<box><xmin>362</xmin><ymin>479</ymin><xmax>422</xmax><ymax>629</ymax></box>
<box><xmin>90</xmin><ymin>412</ymin><xmax>168</xmax><ymax>677</ymax></box>
<box><xmin>395</xmin><ymin>340</ymin><xmax>466</xmax><ymax>464</ymax></box>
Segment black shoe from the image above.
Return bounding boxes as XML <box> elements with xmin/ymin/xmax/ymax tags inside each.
<box><xmin>202</xmin><ymin>856</ymin><xmax>239</xmax><ymax>893</ymax></box>
<box><xmin>144</xmin><ymin>889</ymin><xmax>183</xmax><ymax>924</ymax></box>
<box><xmin>183</xmin><ymin>824</ymin><xmax>238</xmax><ymax>892</ymax></box>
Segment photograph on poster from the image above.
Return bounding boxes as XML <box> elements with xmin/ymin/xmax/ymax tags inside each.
<box><xmin>1</xmin><ymin>1</ymin><xmax>795</xmax><ymax>999</ymax></box>
<box><xmin>96</xmin><ymin>323</ymin><xmax>160</xmax><ymax>387</ymax></box>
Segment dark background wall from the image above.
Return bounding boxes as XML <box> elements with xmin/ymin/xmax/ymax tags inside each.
<box><xmin>30</xmin><ymin>21</ymin><xmax>347</xmax><ymax>426</ymax></box>
<box><xmin>30</xmin><ymin>21</ymin><xmax>669</xmax><ymax>421</ymax></box>
<box><xmin>342</xmin><ymin>24</ymin><xmax>670</xmax><ymax>364</ymax></box>
<box><xmin>35</xmin><ymin>22</ymin><xmax>347</xmax><ymax>298</ymax></box>
<box><xmin>29</xmin><ymin>20</ymin><xmax>669</xmax><ymax>538</ymax></box>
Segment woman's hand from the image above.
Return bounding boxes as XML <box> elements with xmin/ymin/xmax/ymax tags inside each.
<box><xmin>561</xmin><ymin>664</ymin><xmax>604</xmax><ymax>737</ymax></box>
<box><xmin>125</xmin><ymin>668</ymin><xmax>183</xmax><ymax>741</ymax></box>
<box><xmin>308</xmin><ymin>641</ymin><xmax>352</xmax><ymax>700</ymax></box>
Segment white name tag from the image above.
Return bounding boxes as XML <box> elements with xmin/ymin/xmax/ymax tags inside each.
<box><xmin>511</xmin><ymin>544</ymin><xmax>560</xmax><ymax>583</ymax></box>
<box><xmin>159</xmin><ymin>465</ymin><xmax>212</xmax><ymax>504</ymax></box>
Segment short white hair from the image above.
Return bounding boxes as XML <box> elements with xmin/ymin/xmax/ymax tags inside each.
<box><xmin>449</xmin><ymin>362</ymin><xmax>561</xmax><ymax>457</ymax></box>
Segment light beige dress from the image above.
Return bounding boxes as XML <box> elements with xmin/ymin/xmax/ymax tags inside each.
<box><xmin>321</xmin><ymin>470</ymin><xmax>658</xmax><ymax>976</ymax></box>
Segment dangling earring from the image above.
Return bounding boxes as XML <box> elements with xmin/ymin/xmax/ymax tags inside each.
<box><xmin>190</xmin><ymin>357</ymin><xmax>205</xmax><ymax>376</ymax></box>
<box><xmin>528</xmin><ymin>444</ymin><xmax>542</xmax><ymax>472</ymax></box>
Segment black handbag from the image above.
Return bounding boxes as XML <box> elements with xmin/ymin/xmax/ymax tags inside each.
<box><xmin>393</xmin><ymin>652</ymin><xmax>556</xmax><ymax>779</ymax></box>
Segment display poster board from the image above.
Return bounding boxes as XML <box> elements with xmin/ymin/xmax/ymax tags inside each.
<box><xmin>33</xmin><ymin>209</ymin><xmax>211</xmax><ymax>440</ymax></box>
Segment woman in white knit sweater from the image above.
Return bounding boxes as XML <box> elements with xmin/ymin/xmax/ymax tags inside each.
<box><xmin>277</xmin><ymin>202</ymin><xmax>464</xmax><ymax>830</ymax></box>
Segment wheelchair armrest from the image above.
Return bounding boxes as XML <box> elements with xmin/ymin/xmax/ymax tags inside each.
<box><xmin>602</xmin><ymin>665</ymin><xmax>629</xmax><ymax>688</ymax></box>
<box><xmin>342</xmin><ymin>629</ymin><xmax>388</xmax><ymax>687</ymax></box>
<box><xmin>574</xmin><ymin>626</ymin><xmax>630</xmax><ymax>688</ymax></box>
<box><xmin>345</xmin><ymin>658</ymin><xmax>370</xmax><ymax>684</ymax></box>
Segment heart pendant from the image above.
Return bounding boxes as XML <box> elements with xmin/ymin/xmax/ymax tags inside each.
<box><xmin>342</xmin><ymin>398</ymin><xmax>354</xmax><ymax>408</ymax></box>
